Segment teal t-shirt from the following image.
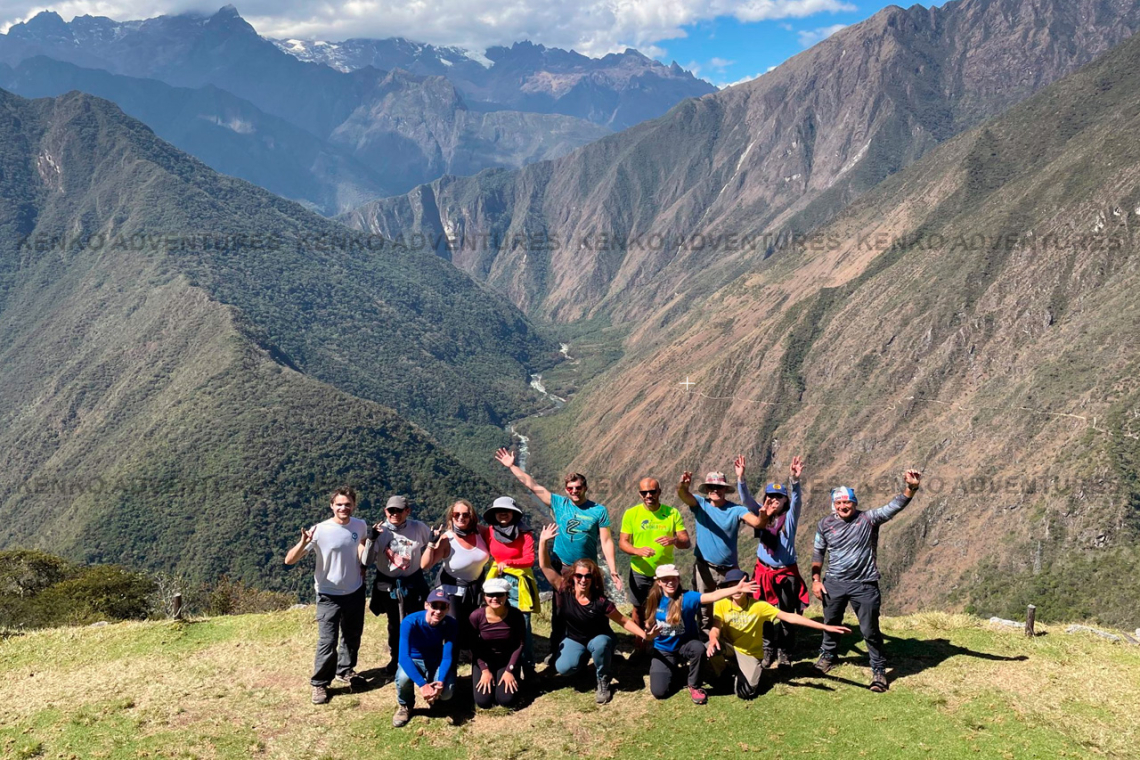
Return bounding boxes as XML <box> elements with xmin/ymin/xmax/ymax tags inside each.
<box><xmin>550</xmin><ymin>494</ymin><xmax>611</xmax><ymax>564</ymax></box>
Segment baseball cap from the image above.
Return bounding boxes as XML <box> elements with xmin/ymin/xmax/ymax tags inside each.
<box><xmin>426</xmin><ymin>588</ymin><xmax>449</xmax><ymax>605</ymax></box>
<box><xmin>654</xmin><ymin>564</ymin><xmax>681</xmax><ymax>579</ymax></box>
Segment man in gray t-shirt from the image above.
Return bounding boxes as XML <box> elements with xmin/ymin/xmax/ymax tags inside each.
<box><xmin>811</xmin><ymin>470</ymin><xmax>921</xmax><ymax>693</ymax></box>
<box><xmin>285</xmin><ymin>486</ymin><xmax>368</xmax><ymax>705</ymax></box>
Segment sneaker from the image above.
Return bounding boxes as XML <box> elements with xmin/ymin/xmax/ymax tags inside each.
<box><xmin>760</xmin><ymin>650</ymin><xmax>776</xmax><ymax>669</ymax></box>
<box><xmin>869</xmin><ymin>669</ymin><xmax>889</xmax><ymax>693</ymax></box>
<box><xmin>777</xmin><ymin>650</ymin><xmax>792</xmax><ymax>668</ymax></box>
<box><xmin>688</xmin><ymin>685</ymin><xmax>709</xmax><ymax>705</ymax></box>
<box><xmin>392</xmin><ymin>705</ymin><xmax>411</xmax><ymax>727</ymax></box>
<box><xmin>595</xmin><ymin>679</ymin><xmax>613</xmax><ymax>704</ymax></box>
<box><xmin>813</xmin><ymin>654</ymin><xmax>835</xmax><ymax>674</ymax></box>
<box><xmin>311</xmin><ymin>685</ymin><xmax>330</xmax><ymax>705</ymax></box>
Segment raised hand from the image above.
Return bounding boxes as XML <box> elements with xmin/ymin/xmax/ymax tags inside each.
<box><xmin>790</xmin><ymin>455</ymin><xmax>803</xmax><ymax>481</ymax></box>
<box><xmin>430</xmin><ymin>523</ymin><xmax>445</xmax><ymax>546</ymax></box>
<box><xmin>372</xmin><ymin>522</ymin><xmax>386</xmax><ymax>536</ymax></box>
<box><xmin>540</xmin><ymin>523</ymin><xmax>558</xmax><ymax>543</ymax></box>
<box><xmin>300</xmin><ymin>526</ymin><xmax>315</xmax><ymax>545</ymax></box>
<box><xmin>904</xmin><ymin>469</ymin><xmax>922</xmax><ymax>489</ymax></box>
<box><xmin>679</xmin><ymin>471</ymin><xmax>693</xmax><ymax>488</ymax></box>
<box><xmin>733</xmin><ymin>455</ymin><xmax>746</xmax><ymax>480</ymax></box>
<box><xmin>824</xmin><ymin>624</ymin><xmax>852</xmax><ymax>635</ymax></box>
<box><xmin>735</xmin><ymin>579</ymin><xmax>760</xmax><ymax>596</ymax></box>
<box><xmin>494</xmin><ymin>447</ymin><xmax>516</xmax><ymax>469</ymax></box>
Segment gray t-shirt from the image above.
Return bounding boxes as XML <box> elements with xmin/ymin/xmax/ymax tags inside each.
<box><xmin>303</xmin><ymin>517</ymin><xmax>367</xmax><ymax>595</ymax></box>
<box><xmin>368</xmin><ymin>519</ymin><xmax>433</xmax><ymax>578</ymax></box>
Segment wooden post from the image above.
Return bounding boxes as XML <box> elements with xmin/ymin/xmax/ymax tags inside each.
<box><xmin>171</xmin><ymin>593</ymin><xmax>183</xmax><ymax>620</ymax></box>
<box><xmin>1025</xmin><ymin>604</ymin><xmax>1036</xmax><ymax>637</ymax></box>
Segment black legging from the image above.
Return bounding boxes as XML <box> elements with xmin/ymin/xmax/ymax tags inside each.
<box><xmin>762</xmin><ymin>574</ymin><xmax>800</xmax><ymax>652</ymax></box>
<box><xmin>472</xmin><ymin>660</ymin><xmax>521</xmax><ymax>709</ymax></box>
<box><xmin>649</xmin><ymin>639</ymin><xmax>706</xmax><ymax>699</ymax></box>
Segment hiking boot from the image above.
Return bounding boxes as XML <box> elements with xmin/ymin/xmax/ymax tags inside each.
<box><xmin>870</xmin><ymin>669</ymin><xmax>889</xmax><ymax>693</ymax></box>
<box><xmin>392</xmin><ymin>705</ymin><xmax>411</xmax><ymax>727</ymax></box>
<box><xmin>595</xmin><ymin>679</ymin><xmax>613</xmax><ymax>704</ymax></box>
<box><xmin>310</xmin><ymin>685</ymin><xmax>330</xmax><ymax>705</ymax></box>
<box><xmin>688</xmin><ymin>685</ymin><xmax>709</xmax><ymax>705</ymax></box>
<box><xmin>777</xmin><ymin>650</ymin><xmax>792</xmax><ymax>668</ymax></box>
<box><xmin>813</xmin><ymin>654</ymin><xmax>835</xmax><ymax>674</ymax></box>
<box><xmin>760</xmin><ymin>650</ymin><xmax>776</xmax><ymax>669</ymax></box>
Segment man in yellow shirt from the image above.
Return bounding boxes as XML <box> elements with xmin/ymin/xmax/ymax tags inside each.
<box><xmin>708</xmin><ymin>569</ymin><xmax>850</xmax><ymax>698</ymax></box>
<box><xmin>619</xmin><ymin>477</ymin><xmax>691</xmax><ymax>639</ymax></box>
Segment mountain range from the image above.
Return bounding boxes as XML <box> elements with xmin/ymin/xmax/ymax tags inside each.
<box><xmin>0</xmin><ymin>87</ymin><xmax>554</xmax><ymax>590</ymax></box>
<box><xmin>0</xmin><ymin>7</ymin><xmax>708</xmax><ymax>213</ymax></box>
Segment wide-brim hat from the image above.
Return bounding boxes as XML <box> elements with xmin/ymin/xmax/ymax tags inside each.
<box><xmin>483</xmin><ymin>495</ymin><xmax>523</xmax><ymax>522</ymax></box>
<box><xmin>697</xmin><ymin>471</ymin><xmax>732</xmax><ymax>494</ymax></box>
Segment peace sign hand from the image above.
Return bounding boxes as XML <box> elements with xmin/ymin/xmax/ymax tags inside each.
<box><xmin>300</xmin><ymin>526</ymin><xmax>315</xmax><ymax>546</ymax></box>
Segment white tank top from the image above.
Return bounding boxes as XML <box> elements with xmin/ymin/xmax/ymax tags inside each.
<box><xmin>444</xmin><ymin>530</ymin><xmax>491</xmax><ymax>582</ymax></box>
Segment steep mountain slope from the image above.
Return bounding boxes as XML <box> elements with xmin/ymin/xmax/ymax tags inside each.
<box><xmin>0</xmin><ymin>88</ymin><xmax>555</xmax><ymax>585</ymax></box>
<box><xmin>0</xmin><ymin>56</ymin><xmax>389</xmax><ymax>214</ymax></box>
<box><xmin>344</xmin><ymin>0</ymin><xmax>1140</xmax><ymax>322</ymax></box>
<box><xmin>524</xmin><ymin>25</ymin><xmax>1140</xmax><ymax>627</ymax></box>
<box><xmin>328</xmin><ymin>69</ymin><xmax>609</xmax><ymax>195</ymax></box>
<box><xmin>274</xmin><ymin>37</ymin><xmax>717</xmax><ymax>130</ymax></box>
<box><xmin>0</xmin><ymin>8</ymin><xmax>614</xmax><ymax>207</ymax></box>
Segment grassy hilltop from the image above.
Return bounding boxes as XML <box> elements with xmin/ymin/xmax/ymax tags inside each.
<box><xmin>2</xmin><ymin>607</ymin><xmax>1138</xmax><ymax>759</ymax></box>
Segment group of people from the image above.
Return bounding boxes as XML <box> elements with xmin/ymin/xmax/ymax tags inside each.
<box><xmin>285</xmin><ymin>448</ymin><xmax>922</xmax><ymax>726</ymax></box>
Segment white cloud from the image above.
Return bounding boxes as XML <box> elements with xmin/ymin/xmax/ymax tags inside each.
<box><xmin>708</xmin><ymin>56</ymin><xmax>734</xmax><ymax>69</ymax></box>
<box><xmin>796</xmin><ymin>22</ymin><xmax>847</xmax><ymax>48</ymax></box>
<box><xmin>0</xmin><ymin>1</ymin><xmax>856</xmax><ymax>57</ymax></box>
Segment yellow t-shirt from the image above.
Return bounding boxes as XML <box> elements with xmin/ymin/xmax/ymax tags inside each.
<box><xmin>713</xmin><ymin>596</ymin><xmax>780</xmax><ymax>657</ymax></box>
<box><xmin>620</xmin><ymin>503</ymin><xmax>685</xmax><ymax>577</ymax></box>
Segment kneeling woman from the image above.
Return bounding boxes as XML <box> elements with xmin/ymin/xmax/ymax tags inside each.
<box><xmin>644</xmin><ymin>564</ymin><xmax>759</xmax><ymax>704</ymax></box>
<box><xmin>470</xmin><ymin>577</ymin><xmax>527</xmax><ymax>709</ymax></box>
<box><xmin>538</xmin><ymin>524</ymin><xmax>652</xmax><ymax>704</ymax></box>
<box><xmin>708</xmin><ymin>569</ymin><xmax>851</xmax><ymax>698</ymax></box>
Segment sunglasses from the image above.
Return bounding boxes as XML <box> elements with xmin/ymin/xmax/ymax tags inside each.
<box><xmin>706</xmin><ymin>486</ymin><xmax>726</xmax><ymax>492</ymax></box>
<box><xmin>451</xmin><ymin>512</ymin><xmax>472</xmax><ymax>519</ymax></box>
<box><xmin>485</xmin><ymin>593</ymin><xmax>507</xmax><ymax>599</ymax></box>
<box><xmin>572</xmin><ymin>573</ymin><xmax>592</xmax><ymax>581</ymax></box>
<box><xmin>386</xmin><ymin>507</ymin><xmax>408</xmax><ymax>514</ymax></box>
<box><xmin>565</xmin><ymin>485</ymin><xmax>585</xmax><ymax>492</ymax></box>
<box><xmin>639</xmin><ymin>490</ymin><xmax>659</xmax><ymax>496</ymax></box>
<box><xmin>429</xmin><ymin>602</ymin><xmax>449</xmax><ymax>611</ymax></box>
<box><xmin>658</xmin><ymin>577</ymin><xmax>680</xmax><ymax>583</ymax></box>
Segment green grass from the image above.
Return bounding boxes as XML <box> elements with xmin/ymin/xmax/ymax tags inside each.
<box><xmin>2</xmin><ymin>608</ymin><xmax>1136</xmax><ymax>759</ymax></box>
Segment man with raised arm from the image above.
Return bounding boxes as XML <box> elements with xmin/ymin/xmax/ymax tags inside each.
<box><xmin>676</xmin><ymin>470</ymin><xmax>769</xmax><ymax>629</ymax></box>
<box><xmin>284</xmin><ymin>486</ymin><xmax>368</xmax><ymax>705</ymax></box>
<box><xmin>494</xmin><ymin>448</ymin><xmax>622</xmax><ymax>591</ymax></box>
<box><xmin>811</xmin><ymin>469</ymin><xmax>923</xmax><ymax>692</ymax></box>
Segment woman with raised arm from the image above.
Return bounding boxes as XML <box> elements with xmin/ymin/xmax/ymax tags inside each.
<box><xmin>420</xmin><ymin>499</ymin><xmax>491</xmax><ymax>652</ymax></box>
<box><xmin>469</xmin><ymin>577</ymin><xmax>527</xmax><ymax>709</ymax></box>
<box><xmin>735</xmin><ymin>454</ymin><xmax>810</xmax><ymax>668</ymax></box>
<box><xmin>643</xmin><ymin>565</ymin><xmax>759</xmax><ymax>704</ymax></box>
<box><xmin>538</xmin><ymin>523</ymin><xmax>653</xmax><ymax>704</ymax></box>
<box><xmin>481</xmin><ymin>496</ymin><xmax>539</xmax><ymax>677</ymax></box>
<box><xmin>707</xmin><ymin>569</ymin><xmax>851</xmax><ymax>699</ymax></box>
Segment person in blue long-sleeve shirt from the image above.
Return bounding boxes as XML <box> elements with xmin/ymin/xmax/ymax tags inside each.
<box><xmin>393</xmin><ymin>588</ymin><xmax>457</xmax><ymax>728</ymax></box>
<box><xmin>811</xmin><ymin>469</ymin><xmax>922</xmax><ymax>693</ymax></box>
<box><xmin>736</xmin><ymin>454</ymin><xmax>809</xmax><ymax>668</ymax></box>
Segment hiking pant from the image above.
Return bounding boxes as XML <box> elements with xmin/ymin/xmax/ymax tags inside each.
<box><xmin>311</xmin><ymin>586</ymin><xmax>365</xmax><ymax>687</ymax></box>
<box><xmin>819</xmin><ymin>579</ymin><xmax>885</xmax><ymax>670</ymax></box>
<box><xmin>372</xmin><ymin>571</ymin><xmax>428</xmax><ymax>662</ymax></box>
<box><xmin>396</xmin><ymin>657</ymin><xmax>455</xmax><ymax>707</ymax></box>
<box><xmin>693</xmin><ymin>559</ymin><xmax>733</xmax><ymax>630</ymax></box>
<box><xmin>726</xmin><ymin>645</ymin><xmax>764</xmax><ymax>699</ymax></box>
<box><xmin>648</xmin><ymin>639</ymin><xmax>706</xmax><ymax>699</ymax></box>
<box><xmin>762</xmin><ymin>572</ymin><xmax>800</xmax><ymax>653</ymax></box>
<box><xmin>555</xmin><ymin>634</ymin><xmax>614</xmax><ymax>682</ymax></box>
<box><xmin>472</xmin><ymin>659</ymin><xmax>522</xmax><ymax>709</ymax></box>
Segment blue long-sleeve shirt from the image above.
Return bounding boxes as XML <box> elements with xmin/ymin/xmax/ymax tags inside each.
<box><xmin>739</xmin><ymin>479</ymin><xmax>802</xmax><ymax>567</ymax></box>
<box><xmin>398</xmin><ymin>611</ymin><xmax>457</xmax><ymax>686</ymax></box>
<box><xmin>811</xmin><ymin>494</ymin><xmax>912</xmax><ymax>583</ymax></box>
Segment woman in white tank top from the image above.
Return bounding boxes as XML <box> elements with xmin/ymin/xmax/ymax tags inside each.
<box><xmin>423</xmin><ymin>499</ymin><xmax>491</xmax><ymax>650</ymax></box>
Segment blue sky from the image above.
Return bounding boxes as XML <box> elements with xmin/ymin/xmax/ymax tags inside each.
<box><xmin>657</xmin><ymin>2</ymin><xmax>935</xmax><ymax>88</ymax></box>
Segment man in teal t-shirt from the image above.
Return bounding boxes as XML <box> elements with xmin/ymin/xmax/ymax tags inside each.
<box><xmin>620</xmin><ymin>477</ymin><xmax>691</xmax><ymax>635</ymax></box>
